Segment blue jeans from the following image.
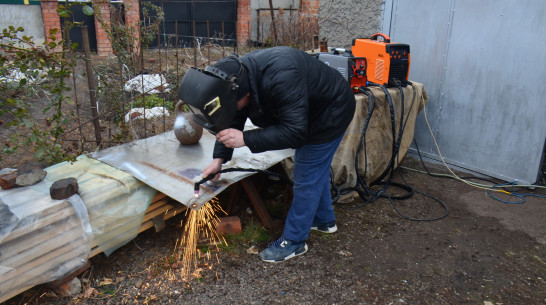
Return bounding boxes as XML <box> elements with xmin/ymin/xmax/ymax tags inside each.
<box><xmin>282</xmin><ymin>133</ymin><xmax>344</xmax><ymax>242</ymax></box>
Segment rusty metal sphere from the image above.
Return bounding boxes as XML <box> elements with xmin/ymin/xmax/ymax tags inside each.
<box><xmin>174</xmin><ymin>101</ymin><xmax>203</xmax><ymax>145</ymax></box>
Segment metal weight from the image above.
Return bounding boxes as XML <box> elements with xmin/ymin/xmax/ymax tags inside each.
<box><xmin>174</xmin><ymin>101</ymin><xmax>203</xmax><ymax>145</ymax></box>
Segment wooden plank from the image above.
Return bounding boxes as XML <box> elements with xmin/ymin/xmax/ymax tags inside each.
<box><xmin>241</xmin><ymin>179</ymin><xmax>273</xmax><ymax>229</ymax></box>
<box><xmin>0</xmin><ymin>237</ymin><xmax>89</xmax><ymax>289</ymax></box>
<box><xmin>0</xmin><ymin>192</ymin><xmax>181</xmax><ymax>303</ymax></box>
<box><xmin>0</xmin><ymin>219</ymin><xmax>82</xmax><ymax>267</ymax></box>
<box><xmin>0</xmin><ymin>251</ymin><xmax>88</xmax><ymax>301</ymax></box>
<box><xmin>1</xmin><ymin>203</ymin><xmax>74</xmax><ymax>244</ymax></box>
<box><xmin>88</xmin><ymin>202</ymin><xmax>187</xmax><ymax>258</ymax></box>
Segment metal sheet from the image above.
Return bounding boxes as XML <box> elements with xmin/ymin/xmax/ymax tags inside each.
<box><xmin>384</xmin><ymin>0</ymin><xmax>546</xmax><ymax>184</ymax></box>
<box><xmin>92</xmin><ymin>130</ymin><xmax>294</xmax><ymax>209</ymax></box>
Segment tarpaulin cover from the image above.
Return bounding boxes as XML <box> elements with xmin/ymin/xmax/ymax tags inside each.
<box><xmin>0</xmin><ymin>156</ymin><xmax>156</xmax><ymax>303</ymax></box>
<box><xmin>333</xmin><ymin>82</ymin><xmax>428</xmax><ymax>201</ymax></box>
<box><xmin>282</xmin><ymin>82</ymin><xmax>428</xmax><ymax>202</ymax></box>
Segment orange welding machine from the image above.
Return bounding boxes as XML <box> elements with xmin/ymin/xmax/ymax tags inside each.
<box><xmin>352</xmin><ymin>33</ymin><xmax>410</xmax><ymax>86</ymax></box>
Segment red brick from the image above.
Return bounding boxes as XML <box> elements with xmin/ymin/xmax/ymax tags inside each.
<box><xmin>216</xmin><ymin>216</ymin><xmax>242</xmax><ymax>235</ymax></box>
<box><xmin>0</xmin><ymin>171</ymin><xmax>17</xmax><ymax>190</ymax></box>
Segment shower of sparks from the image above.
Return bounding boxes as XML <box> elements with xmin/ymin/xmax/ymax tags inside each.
<box><xmin>172</xmin><ymin>197</ymin><xmax>227</xmax><ymax>281</ymax></box>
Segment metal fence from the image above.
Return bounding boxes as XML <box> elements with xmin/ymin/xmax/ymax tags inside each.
<box><xmin>0</xmin><ymin>2</ymin><xmax>318</xmax><ymax>168</ymax></box>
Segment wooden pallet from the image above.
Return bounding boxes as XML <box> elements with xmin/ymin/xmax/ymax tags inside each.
<box><xmin>0</xmin><ymin>191</ymin><xmax>187</xmax><ymax>303</ymax></box>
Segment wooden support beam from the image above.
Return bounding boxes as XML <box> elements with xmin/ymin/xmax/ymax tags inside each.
<box><xmin>241</xmin><ymin>178</ymin><xmax>273</xmax><ymax>229</ymax></box>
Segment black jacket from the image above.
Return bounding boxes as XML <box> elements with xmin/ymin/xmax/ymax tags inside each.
<box><xmin>213</xmin><ymin>46</ymin><xmax>356</xmax><ymax>162</ymax></box>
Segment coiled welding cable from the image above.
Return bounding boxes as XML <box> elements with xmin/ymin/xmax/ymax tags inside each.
<box><xmin>331</xmin><ymin>86</ymin><xmax>380</xmax><ymax>208</ymax></box>
<box><xmin>333</xmin><ymin>84</ymin><xmax>412</xmax><ymax>210</ymax></box>
<box><xmin>332</xmin><ymin>81</ymin><xmax>449</xmax><ymax>221</ymax></box>
<box><xmin>380</xmin><ymin>80</ymin><xmax>448</xmax><ymax>221</ymax></box>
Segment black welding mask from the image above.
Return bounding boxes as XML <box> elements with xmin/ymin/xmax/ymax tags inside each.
<box><xmin>178</xmin><ymin>54</ymin><xmax>248</xmax><ymax>134</ymax></box>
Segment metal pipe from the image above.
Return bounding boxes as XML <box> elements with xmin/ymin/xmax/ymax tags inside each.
<box><xmin>81</xmin><ymin>26</ymin><xmax>102</xmax><ymax>147</ymax></box>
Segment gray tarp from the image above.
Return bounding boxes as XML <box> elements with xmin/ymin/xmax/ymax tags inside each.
<box><xmin>282</xmin><ymin>82</ymin><xmax>428</xmax><ymax>202</ymax></box>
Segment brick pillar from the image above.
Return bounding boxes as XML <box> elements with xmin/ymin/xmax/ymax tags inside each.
<box><xmin>237</xmin><ymin>0</ymin><xmax>251</xmax><ymax>47</ymax></box>
<box><xmin>93</xmin><ymin>0</ymin><xmax>114</xmax><ymax>56</ymax></box>
<box><xmin>41</xmin><ymin>0</ymin><xmax>62</xmax><ymax>50</ymax></box>
<box><xmin>301</xmin><ymin>0</ymin><xmax>319</xmax><ymax>34</ymax></box>
<box><xmin>123</xmin><ymin>0</ymin><xmax>141</xmax><ymax>55</ymax></box>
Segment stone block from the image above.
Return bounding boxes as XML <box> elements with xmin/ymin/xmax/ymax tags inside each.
<box><xmin>15</xmin><ymin>167</ymin><xmax>47</xmax><ymax>186</ymax></box>
<box><xmin>50</xmin><ymin>177</ymin><xmax>79</xmax><ymax>200</ymax></box>
<box><xmin>0</xmin><ymin>170</ymin><xmax>17</xmax><ymax>190</ymax></box>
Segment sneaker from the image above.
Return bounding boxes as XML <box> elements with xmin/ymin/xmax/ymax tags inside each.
<box><xmin>310</xmin><ymin>221</ymin><xmax>338</xmax><ymax>233</ymax></box>
<box><xmin>259</xmin><ymin>237</ymin><xmax>308</xmax><ymax>263</ymax></box>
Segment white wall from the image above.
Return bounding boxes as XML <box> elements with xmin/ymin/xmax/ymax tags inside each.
<box><xmin>0</xmin><ymin>4</ymin><xmax>45</xmax><ymax>46</ymax></box>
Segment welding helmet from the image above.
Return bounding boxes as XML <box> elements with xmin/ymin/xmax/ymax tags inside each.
<box><xmin>178</xmin><ymin>54</ymin><xmax>248</xmax><ymax>134</ymax></box>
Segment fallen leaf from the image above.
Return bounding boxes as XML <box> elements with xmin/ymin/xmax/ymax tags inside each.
<box><xmin>82</xmin><ymin>287</ymin><xmax>98</xmax><ymax>298</ymax></box>
<box><xmin>246</xmin><ymin>246</ymin><xmax>259</xmax><ymax>255</ymax></box>
<box><xmin>339</xmin><ymin>250</ymin><xmax>352</xmax><ymax>257</ymax></box>
<box><xmin>99</xmin><ymin>278</ymin><xmax>113</xmax><ymax>286</ymax></box>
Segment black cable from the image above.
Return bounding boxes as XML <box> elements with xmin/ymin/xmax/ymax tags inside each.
<box><xmin>412</xmin><ymin>137</ymin><xmax>499</xmax><ymax>185</ymax></box>
<box><xmin>333</xmin><ymin>83</ymin><xmax>410</xmax><ymax>210</ymax></box>
<box><xmin>194</xmin><ymin>167</ymin><xmax>292</xmax><ymax>196</ymax></box>
<box><xmin>332</xmin><ymin>86</ymin><xmax>385</xmax><ymax>210</ymax></box>
<box><xmin>332</xmin><ymin>80</ymin><xmax>450</xmax><ymax>221</ymax></box>
<box><xmin>385</xmin><ymin>80</ymin><xmax>449</xmax><ymax>221</ymax></box>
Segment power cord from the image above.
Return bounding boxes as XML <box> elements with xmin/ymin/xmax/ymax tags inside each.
<box><xmin>403</xmin><ymin>102</ymin><xmax>546</xmax><ymax>204</ymax></box>
<box><xmin>332</xmin><ymin>80</ymin><xmax>449</xmax><ymax>221</ymax></box>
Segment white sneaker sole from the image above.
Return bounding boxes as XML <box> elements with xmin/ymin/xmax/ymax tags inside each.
<box><xmin>261</xmin><ymin>244</ymin><xmax>308</xmax><ymax>263</ymax></box>
<box><xmin>310</xmin><ymin>224</ymin><xmax>338</xmax><ymax>233</ymax></box>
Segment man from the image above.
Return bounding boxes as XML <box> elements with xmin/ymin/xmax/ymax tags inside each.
<box><xmin>178</xmin><ymin>46</ymin><xmax>356</xmax><ymax>262</ymax></box>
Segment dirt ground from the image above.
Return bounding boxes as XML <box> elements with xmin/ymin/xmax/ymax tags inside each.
<box><xmin>2</xmin><ymin>49</ymin><xmax>545</xmax><ymax>305</ymax></box>
<box><xmin>2</xmin><ymin>157</ymin><xmax>545</xmax><ymax>305</ymax></box>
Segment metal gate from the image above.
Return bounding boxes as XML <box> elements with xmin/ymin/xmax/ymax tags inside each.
<box><xmin>143</xmin><ymin>0</ymin><xmax>237</xmax><ymax>48</ymax></box>
<box><xmin>382</xmin><ymin>0</ymin><xmax>546</xmax><ymax>184</ymax></box>
<box><xmin>59</xmin><ymin>1</ymin><xmax>125</xmax><ymax>52</ymax></box>
<box><xmin>60</xmin><ymin>2</ymin><xmax>98</xmax><ymax>51</ymax></box>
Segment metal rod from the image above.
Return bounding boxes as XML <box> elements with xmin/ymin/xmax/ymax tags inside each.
<box><xmin>81</xmin><ymin>26</ymin><xmax>102</xmax><ymax>147</ymax></box>
<box><xmin>193</xmin><ymin>20</ymin><xmax>197</xmax><ymax>67</ymax></box>
<box><xmin>222</xmin><ymin>21</ymin><xmax>225</xmax><ymax>57</ymax></box>
<box><xmin>66</xmin><ymin>23</ymin><xmax>85</xmax><ymax>152</ymax></box>
<box><xmin>268</xmin><ymin>0</ymin><xmax>278</xmax><ymax>46</ymax></box>
<box><xmin>256</xmin><ymin>9</ymin><xmax>260</xmax><ymax>42</ymax></box>
<box><xmin>140</xmin><ymin>25</ymin><xmax>146</xmax><ymax>139</ymax></box>
<box><xmin>207</xmin><ymin>20</ymin><xmax>210</xmax><ymax>65</ymax></box>
<box><xmin>157</xmin><ymin>20</ymin><xmax>165</xmax><ymax>132</ymax></box>
<box><xmin>175</xmin><ymin>20</ymin><xmax>179</xmax><ymax>84</ymax></box>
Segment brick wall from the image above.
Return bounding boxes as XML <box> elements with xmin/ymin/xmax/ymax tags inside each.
<box><xmin>237</xmin><ymin>0</ymin><xmax>251</xmax><ymax>46</ymax></box>
<box><xmin>301</xmin><ymin>0</ymin><xmax>319</xmax><ymax>29</ymax></box>
<box><xmin>93</xmin><ymin>0</ymin><xmax>113</xmax><ymax>56</ymax></box>
<box><xmin>123</xmin><ymin>0</ymin><xmax>141</xmax><ymax>54</ymax></box>
<box><xmin>41</xmin><ymin>0</ymin><xmax>62</xmax><ymax>48</ymax></box>
<box><xmin>301</xmin><ymin>0</ymin><xmax>320</xmax><ymax>16</ymax></box>
<box><xmin>40</xmin><ymin>0</ymin><xmax>253</xmax><ymax>52</ymax></box>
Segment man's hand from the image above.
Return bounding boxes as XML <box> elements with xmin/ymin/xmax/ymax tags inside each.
<box><xmin>202</xmin><ymin>158</ymin><xmax>223</xmax><ymax>182</ymax></box>
<box><xmin>216</xmin><ymin>128</ymin><xmax>245</xmax><ymax>149</ymax></box>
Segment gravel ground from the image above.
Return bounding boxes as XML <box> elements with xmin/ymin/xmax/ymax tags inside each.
<box><xmin>3</xmin><ymin>160</ymin><xmax>546</xmax><ymax>305</ymax></box>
